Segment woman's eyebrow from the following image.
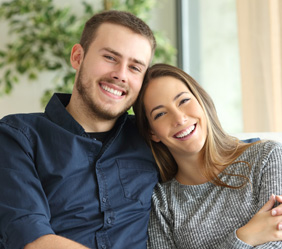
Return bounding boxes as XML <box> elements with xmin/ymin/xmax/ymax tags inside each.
<box><xmin>150</xmin><ymin>105</ymin><xmax>164</xmax><ymax>116</ymax></box>
<box><xmin>173</xmin><ymin>92</ymin><xmax>189</xmax><ymax>101</ymax></box>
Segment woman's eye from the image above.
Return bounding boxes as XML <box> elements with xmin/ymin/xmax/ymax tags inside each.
<box><xmin>179</xmin><ymin>98</ymin><xmax>190</xmax><ymax>106</ymax></box>
<box><xmin>154</xmin><ymin>112</ymin><xmax>165</xmax><ymax>120</ymax></box>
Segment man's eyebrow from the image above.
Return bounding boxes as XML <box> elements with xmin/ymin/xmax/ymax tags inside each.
<box><xmin>101</xmin><ymin>47</ymin><xmax>121</xmax><ymax>57</ymax></box>
<box><xmin>100</xmin><ymin>47</ymin><xmax>147</xmax><ymax>67</ymax></box>
<box><xmin>150</xmin><ymin>92</ymin><xmax>189</xmax><ymax>116</ymax></box>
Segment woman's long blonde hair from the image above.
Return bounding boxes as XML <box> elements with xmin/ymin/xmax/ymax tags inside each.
<box><xmin>133</xmin><ymin>63</ymin><xmax>259</xmax><ymax>188</ymax></box>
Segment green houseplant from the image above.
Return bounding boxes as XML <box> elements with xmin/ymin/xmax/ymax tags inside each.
<box><xmin>0</xmin><ymin>0</ymin><xmax>176</xmax><ymax>106</ymax></box>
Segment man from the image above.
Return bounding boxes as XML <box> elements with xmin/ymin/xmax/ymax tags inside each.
<box><xmin>0</xmin><ymin>10</ymin><xmax>159</xmax><ymax>249</ymax></box>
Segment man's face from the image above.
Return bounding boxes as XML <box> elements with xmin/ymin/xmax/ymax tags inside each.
<box><xmin>72</xmin><ymin>23</ymin><xmax>152</xmax><ymax>121</ymax></box>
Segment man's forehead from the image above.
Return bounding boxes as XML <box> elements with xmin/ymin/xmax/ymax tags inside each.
<box><xmin>95</xmin><ymin>23</ymin><xmax>152</xmax><ymax>50</ymax></box>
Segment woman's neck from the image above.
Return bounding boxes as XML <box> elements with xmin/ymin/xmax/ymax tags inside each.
<box><xmin>174</xmin><ymin>153</ymin><xmax>227</xmax><ymax>186</ymax></box>
<box><xmin>174</xmin><ymin>153</ymin><xmax>208</xmax><ymax>185</ymax></box>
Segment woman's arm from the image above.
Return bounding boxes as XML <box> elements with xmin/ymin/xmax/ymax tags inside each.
<box><xmin>237</xmin><ymin>195</ymin><xmax>282</xmax><ymax>246</ymax></box>
<box><xmin>222</xmin><ymin>142</ymin><xmax>282</xmax><ymax>248</ymax></box>
<box><xmin>148</xmin><ymin>143</ymin><xmax>282</xmax><ymax>249</ymax></box>
<box><xmin>238</xmin><ymin>142</ymin><xmax>282</xmax><ymax>248</ymax></box>
<box><xmin>215</xmin><ymin>195</ymin><xmax>282</xmax><ymax>249</ymax></box>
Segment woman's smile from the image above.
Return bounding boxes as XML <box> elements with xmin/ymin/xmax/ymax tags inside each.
<box><xmin>173</xmin><ymin>123</ymin><xmax>196</xmax><ymax>140</ymax></box>
<box><xmin>144</xmin><ymin>76</ymin><xmax>207</xmax><ymax>157</ymax></box>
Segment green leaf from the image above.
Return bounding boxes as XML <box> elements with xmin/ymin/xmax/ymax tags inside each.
<box><xmin>28</xmin><ymin>72</ymin><xmax>37</xmax><ymax>80</ymax></box>
<box><xmin>0</xmin><ymin>0</ymin><xmax>177</xmax><ymax>100</ymax></box>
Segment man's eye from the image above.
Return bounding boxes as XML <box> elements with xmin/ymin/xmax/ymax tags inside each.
<box><xmin>154</xmin><ymin>112</ymin><xmax>165</xmax><ymax>120</ymax></box>
<box><xmin>104</xmin><ymin>55</ymin><xmax>115</xmax><ymax>61</ymax></box>
<box><xmin>130</xmin><ymin>66</ymin><xmax>141</xmax><ymax>72</ymax></box>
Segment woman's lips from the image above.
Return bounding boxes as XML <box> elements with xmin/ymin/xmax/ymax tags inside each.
<box><xmin>174</xmin><ymin>124</ymin><xmax>196</xmax><ymax>139</ymax></box>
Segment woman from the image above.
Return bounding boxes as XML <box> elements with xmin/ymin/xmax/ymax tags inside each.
<box><xmin>133</xmin><ymin>63</ymin><xmax>282</xmax><ymax>248</ymax></box>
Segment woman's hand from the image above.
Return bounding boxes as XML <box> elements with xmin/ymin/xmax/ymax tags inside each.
<box><xmin>272</xmin><ymin>195</ymin><xmax>282</xmax><ymax>216</ymax></box>
<box><xmin>236</xmin><ymin>194</ymin><xmax>282</xmax><ymax>246</ymax></box>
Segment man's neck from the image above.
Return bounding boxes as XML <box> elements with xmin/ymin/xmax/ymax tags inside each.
<box><xmin>66</xmin><ymin>99</ymin><xmax>117</xmax><ymax>133</ymax></box>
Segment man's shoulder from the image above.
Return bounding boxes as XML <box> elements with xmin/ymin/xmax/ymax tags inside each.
<box><xmin>1</xmin><ymin>112</ymin><xmax>46</xmax><ymax>128</ymax></box>
<box><xmin>0</xmin><ymin>113</ymin><xmax>48</xmax><ymax>145</ymax></box>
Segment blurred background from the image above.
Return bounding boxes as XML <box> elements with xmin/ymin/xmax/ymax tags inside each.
<box><xmin>0</xmin><ymin>0</ymin><xmax>281</xmax><ymax>133</ymax></box>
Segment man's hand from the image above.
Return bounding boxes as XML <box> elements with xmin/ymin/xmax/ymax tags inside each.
<box><xmin>24</xmin><ymin>234</ymin><xmax>90</xmax><ymax>249</ymax></box>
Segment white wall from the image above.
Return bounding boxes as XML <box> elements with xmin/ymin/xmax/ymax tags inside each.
<box><xmin>0</xmin><ymin>0</ymin><xmax>177</xmax><ymax>118</ymax></box>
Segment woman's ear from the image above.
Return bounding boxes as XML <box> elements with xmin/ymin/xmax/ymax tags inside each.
<box><xmin>70</xmin><ymin>44</ymin><xmax>84</xmax><ymax>70</ymax></box>
<box><xmin>150</xmin><ymin>130</ymin><xmax>161</xmax><ymax>142</ymax></box>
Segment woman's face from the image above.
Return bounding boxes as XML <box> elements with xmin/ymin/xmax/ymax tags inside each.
<box><xmin>144</xmin><ymin>76</ymin><xmax>208</xmax><ymax>159</ymax></box>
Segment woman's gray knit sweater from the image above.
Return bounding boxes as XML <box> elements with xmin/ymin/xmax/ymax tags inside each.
<box><xmin>148</xmin><ymin>141</ymin><xmax>282</xmax><ymax>249</ymax></box>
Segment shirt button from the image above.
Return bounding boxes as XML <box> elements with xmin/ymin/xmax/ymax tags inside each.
<box><xmin>101</xmin><ymin>245</ymin><xmax>106</xmax><ymax>249</ymax></box>
<box><xmin>107</xmin><ymin>217</ymin><xmax>112</xmax><ymax>224</ymax></box>
<box><xmin>102</xmin><ymin>197</ymin><xmax>107</xmax><ymax>203</ymax></box>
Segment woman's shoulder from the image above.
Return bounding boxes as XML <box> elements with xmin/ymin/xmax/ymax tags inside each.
<box><xmin>244</xmin><ymin>139</ymin><xmax>282</xmax><ymax>156</ymax></box>
<box><xmin>260</xmin><ymin>139</ymin><xmax>282</xmax><ymax>147</ymax></box>
<box><xmin>260</xmin><ymin>139</ymin><xmax>282</xmax><ymax>161</ymax></box>
<box><xmin>153</xmin><ymin>180</ymin><xmax>174</xmax><ymax>197</ymax></box>
<box><xmin>239</xmin><ymin>140</ymin><xmax>282</xmax><ymax>172</ymax></box>
<box><xmin>151</xmin><ymin>179</ymin><xmax>178</xmax><ymax>209</ymax></box>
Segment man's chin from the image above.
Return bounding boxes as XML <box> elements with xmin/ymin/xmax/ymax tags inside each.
<box><xmin>95</xmin><ymin>108</ymin><xmax>128</xmax><ymax>121</ymax></box>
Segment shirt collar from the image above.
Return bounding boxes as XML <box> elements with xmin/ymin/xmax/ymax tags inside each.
<box><xmin>45</xmin><ymin>93</ymin><xmax>128</xmax><ymax>136</ymax></box>
<box><xmin>45</xmin><ymin>93</ymin><xmax>85</xmax><ymax>136</ymax></box>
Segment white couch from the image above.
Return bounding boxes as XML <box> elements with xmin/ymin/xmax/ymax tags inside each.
<box><xmin>233</xmin><ymin>132</ymin><xmax>282</xmax><ymax>143</ymax></box>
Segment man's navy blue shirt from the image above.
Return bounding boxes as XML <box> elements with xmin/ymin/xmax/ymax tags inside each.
<box><xmin>0</xmin><ymin>93</ymin><xmax>159</xmax><ymax>249</ymax></box>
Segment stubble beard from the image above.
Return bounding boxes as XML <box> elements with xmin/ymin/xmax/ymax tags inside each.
<box><xmin>75</xmin><ymin>65</ymin><xmax>133</xmax><ymax>121</ymax></box>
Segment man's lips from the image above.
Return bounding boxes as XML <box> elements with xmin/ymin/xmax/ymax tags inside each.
<box><xmin>174</xmin><ymin>124</ymin><xmax>196</xmax><ymax>139</ymax></box>
<box><xmin>100</xmin><ymin>82</ymin><xmax>126</xmax><ymax>97</ymax></box>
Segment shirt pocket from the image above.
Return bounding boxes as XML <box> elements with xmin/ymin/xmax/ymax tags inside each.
<box><xmin>117</xmin><ymin>159</ymin><xmax>158</xmax><ymax>205</ymax></box>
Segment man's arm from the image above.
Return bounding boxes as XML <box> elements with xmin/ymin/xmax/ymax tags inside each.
<box><xmin>24</xmin><ymin>235</ymin><xmax>90</xmax><ymax>249</ymax></box>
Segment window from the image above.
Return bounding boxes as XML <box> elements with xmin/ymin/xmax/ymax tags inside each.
<box><xmin>177</xmin><ymin>0</ymin><xmax>243</xmax><ymax>133</ymax></box>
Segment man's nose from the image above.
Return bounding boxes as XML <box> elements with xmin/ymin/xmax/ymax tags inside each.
<box><xmin>110</xmin><ymin>63</ymin><xmax>127</xmax><ymax>83</ymax></box>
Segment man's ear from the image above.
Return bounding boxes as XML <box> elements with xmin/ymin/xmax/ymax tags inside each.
<box><xmin>151</xmin><ymin>130</ymin><xmax>161</xmax><ymax>142</ymax></box>
<box><xmin>70</xmin><ymin>44</ymin><xmax>84</xmax><ymax>70</ymax></box>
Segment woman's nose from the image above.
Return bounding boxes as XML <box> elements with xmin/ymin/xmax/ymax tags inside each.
<box><xmin>173</xmin><ymin>110</ymin><xmax>188</xmax><ymax>127</ymax></box>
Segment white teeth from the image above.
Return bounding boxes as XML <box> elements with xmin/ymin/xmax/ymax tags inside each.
<box><xmin>101</xmin><ymin>85</ymin><xmax>122</xmax><ymax>96</ymax></box>
<box><xmin>176</xmin><ymin>125</ymin><xmax>195</xmax><ymax>138</ymax></box>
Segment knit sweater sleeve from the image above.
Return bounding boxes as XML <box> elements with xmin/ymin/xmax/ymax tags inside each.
<box><xmin>217</xmin><ymin>141</ymin><xmax>282</xmax><ymax>249</ymax></box>
<box><xmin>147</xmin><ymin>183</ymin><xmax>252</xmax><ymax>249</ymax></box>
<box><xmin>250</xmin><ymin>141</ymin><xmax>282</xmax><ymax>248</ymax></box>
<box><xmin>147</xmin><ymin>183</ymin><xmax>176</xmax><ymax>249</ymax></box>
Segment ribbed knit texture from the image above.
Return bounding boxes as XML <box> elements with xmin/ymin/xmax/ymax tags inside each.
<box><xmin>148</xmin><ymin>141</ymin><xmax>282</xmax><ymax>249</ymax></box>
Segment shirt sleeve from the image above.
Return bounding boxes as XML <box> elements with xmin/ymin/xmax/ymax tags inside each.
<box><xmin>0</xmin><ymin>122</ymin><xmax>54</xmax><ymax>249</ymax></box>
<box><xmin>147</xmin><ymin>184</ymin><xmax>177</xmax><ymax>249</ymax></box>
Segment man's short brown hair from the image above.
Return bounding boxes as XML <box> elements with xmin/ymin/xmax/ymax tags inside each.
<box><xmin>80</xmin><ymin>10</ymin><xmax>156</xmax><ymax>57</ymax></box>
